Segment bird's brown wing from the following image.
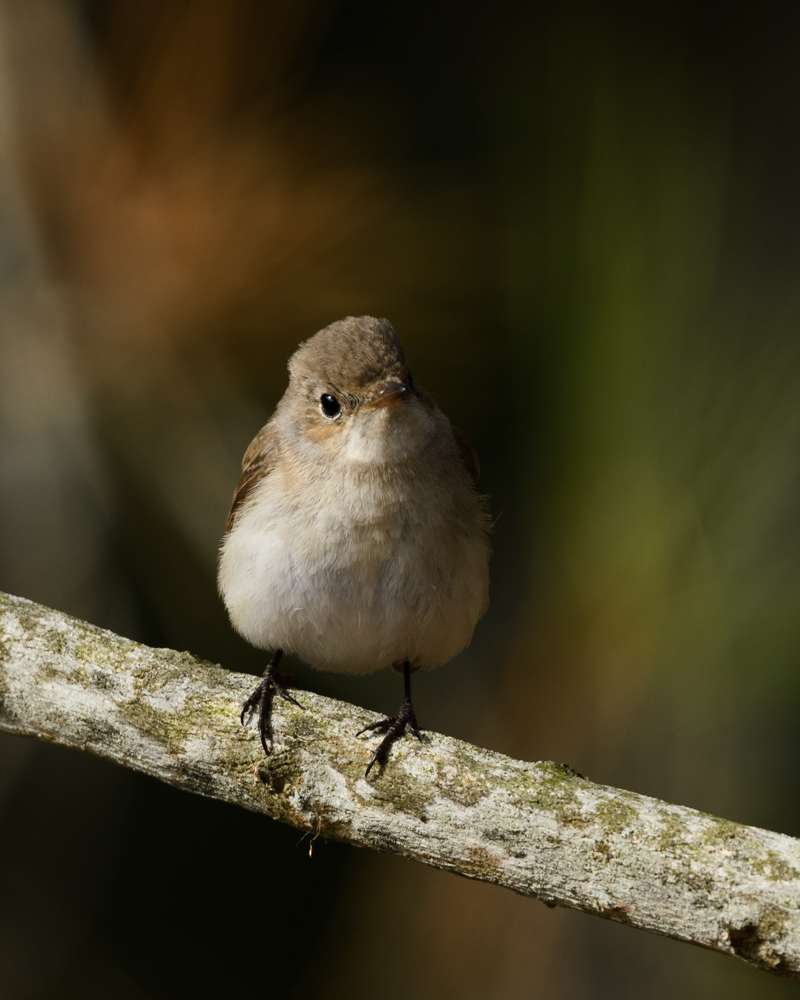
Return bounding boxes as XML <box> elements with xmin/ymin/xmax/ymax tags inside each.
<box><xmin>225</xmin><ymin>420</ymin><xmax>280</xmax><ymax>532</ymax></box>
<box><xmin>451</xmin><ymin>424</ymin><xmax>481</xmax><ymax>489</ymax></box>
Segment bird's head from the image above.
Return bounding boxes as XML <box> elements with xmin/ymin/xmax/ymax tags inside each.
<box><xmin>282</xmin><ymin>316</ymin><xmax>436</xmax><ymax>465</ymax></box>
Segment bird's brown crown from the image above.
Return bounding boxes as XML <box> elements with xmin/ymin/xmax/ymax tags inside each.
<box><xmin>288</xmin><ymin>316</ymin><xmax>408</xmax><ymax>392</ymax></box>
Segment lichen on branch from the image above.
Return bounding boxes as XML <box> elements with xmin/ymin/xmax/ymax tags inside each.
<box><xmin>1</xmin><ymin>590</ymin><xmax>800</xmax><ymax>979</ymax></box>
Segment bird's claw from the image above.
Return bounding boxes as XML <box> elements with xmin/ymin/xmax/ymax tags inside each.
<box><xmin>357</xmin><ymin>696</ymin><xmax>422</xmax><ymax>776</ymax></box>
<box><xmin>241</xmin><ymin>654</ymin><xmax>302</xmax><ymax>754</ymax></box>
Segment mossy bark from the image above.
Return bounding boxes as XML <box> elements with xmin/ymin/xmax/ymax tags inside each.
<box><xmin>2</xmin><ymin>590</ymin><xmax>800</xmax><ymax>977</ymax></box>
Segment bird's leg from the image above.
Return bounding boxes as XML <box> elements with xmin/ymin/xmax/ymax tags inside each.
<box><xmin>240</xmin><ymin>649</ymin><xmax>302</xmax><ymax>754</ymax></box>
<box><xmin>357</xmin><ymin>660</ymin><xmax>422</xmax><ymax>776</ymax></box>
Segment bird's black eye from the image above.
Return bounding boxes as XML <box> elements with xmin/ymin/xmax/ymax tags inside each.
<box><xmin>320</xmin><ymin>393</ymin><xmax>341</xmax><ymax>418</ymax></box>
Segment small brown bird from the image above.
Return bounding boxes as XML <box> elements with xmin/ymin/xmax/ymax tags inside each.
<box><xmin>218</xmin><ymin>316</ymin><xmax>490</xmax><ymax>773</ymax></box>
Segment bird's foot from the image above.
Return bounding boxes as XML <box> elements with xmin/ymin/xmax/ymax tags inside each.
<box><xmin>357</xmin><ymin>696</ymin><xmax>422</xmax><ymax>776</ymax></box>
<box><xmin>241</xmin><ymin>652</ymin><xmax>302</xmax><ymax>755</ymax></box>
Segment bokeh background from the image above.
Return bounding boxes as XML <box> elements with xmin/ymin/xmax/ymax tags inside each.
<box><xmin>2</xmin><ymin>0</ymin><xmax>800</xmax><ymax>996</ymax></box>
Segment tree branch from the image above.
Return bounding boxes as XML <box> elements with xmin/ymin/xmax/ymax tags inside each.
<box><xmin>1</xmin><ymin>591</ymin><xmax>799</xmax><ymax>977</ymax></box>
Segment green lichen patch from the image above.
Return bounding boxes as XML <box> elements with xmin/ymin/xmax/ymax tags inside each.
<box><xmin>759</xmin><ymin>902</ymin><xmax>792</xmax><ymax>940</ymax></box>
<box><xmin>368</xmin><ymin>763</ymin><xmax>440</xmax><ymax>817</ymax></box>
<box><xmin>751</xmin><ymin>850</ymin><xmax>800</xmax><ymax>884</ymax></box>
<box><xmin>654</xmin><ymin>808</ymin><xmax>686</xmax><ymax>853</ymax></box>
<box><xmin>697</xmin><ymin>816</ymin><xmax>745</xmax><ymax>849</ymax></box>
<box><xmin>427</xmin><ymin>743</ymin><xmax>501</xmax><ymax>809</ymax></box>
<box><xmin>677</xmin><ymin>870</ymin><xmax>717</xmax><ymax>896</ymax></box>
<box><xmin>592</xmin><ymin>796</ymin><xmax>641</xmax><ymax>837</ymax></box>
<box><xmin>117</xmin><ymin>697</ymin><xmax>194</xmax><ymax>755</ymax></box>
<box><xmin>508</xmin><ymin>760</ymin><xmax>590</xmax><ymax>827</ymax></box>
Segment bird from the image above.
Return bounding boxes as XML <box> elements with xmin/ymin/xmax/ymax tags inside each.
<box><xmin>217</xmin><ymin>316</ymin><xmax>491</xmax><ymax>774</ymax></box>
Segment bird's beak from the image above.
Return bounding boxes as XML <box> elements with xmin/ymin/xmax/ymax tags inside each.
<box><xmin>364</xmin><ymin>381</ymin><xmax>409</xmax><ymax>408</ymax></box>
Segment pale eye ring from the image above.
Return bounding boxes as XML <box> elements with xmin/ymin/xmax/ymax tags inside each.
<box><xmin>320</xmin><ymin>393</ymin><xmax>341</xmax><ymax>418</ymax></box>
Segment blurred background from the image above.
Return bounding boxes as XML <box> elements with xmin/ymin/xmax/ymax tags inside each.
<box><xmin>1</xmin><ymin>0</ymin><xmax>800</xmax><ymax>996</ymax></box>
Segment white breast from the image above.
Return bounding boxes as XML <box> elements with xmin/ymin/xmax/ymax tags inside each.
<box><xmin>217</xmin><ymin>439</ymin><xmax>489</xmax><ymax>675</ymax></box>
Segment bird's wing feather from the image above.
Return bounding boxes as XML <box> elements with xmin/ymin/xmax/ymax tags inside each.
<box><xmin>225</xmin><ymin>420</ymin><xmax>280</xmax><ymax>532</ymax></box>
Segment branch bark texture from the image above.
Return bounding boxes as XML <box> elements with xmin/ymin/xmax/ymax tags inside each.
<box><xmin>1</xmin><ymin>591</ymin><xmax>799</xmax><ymax>978</ymax></box>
